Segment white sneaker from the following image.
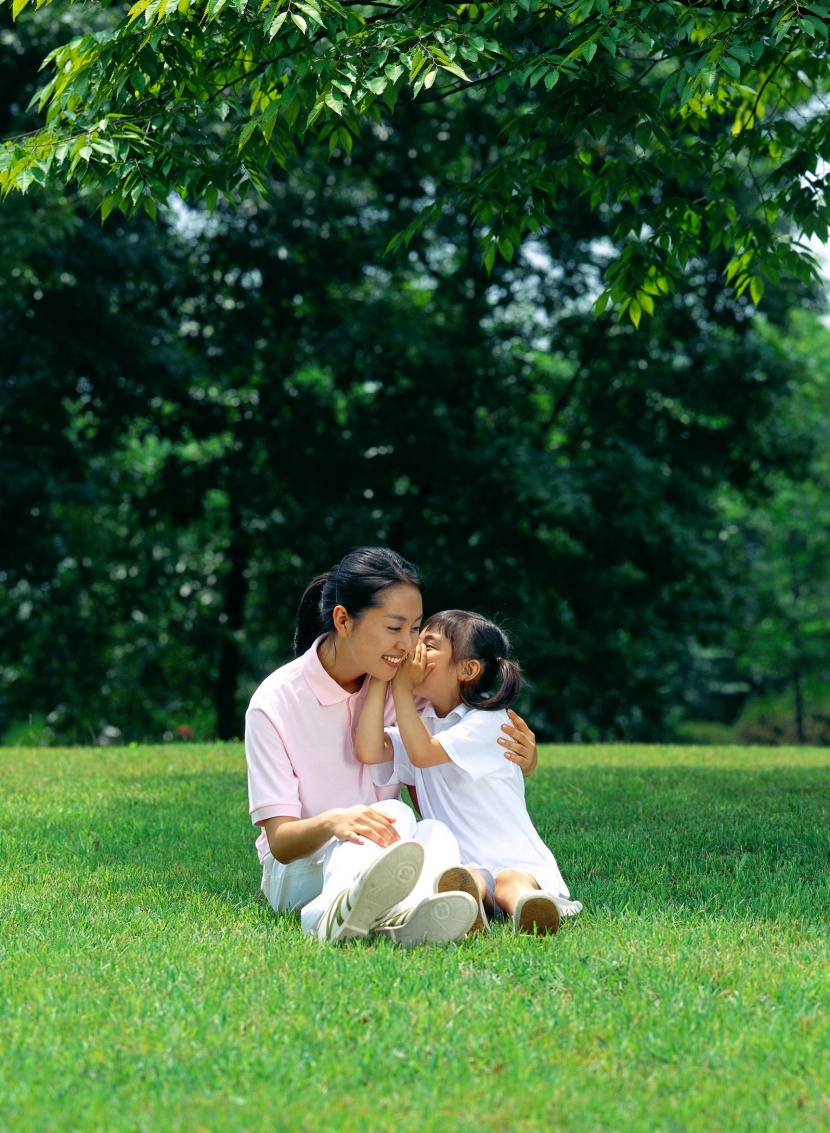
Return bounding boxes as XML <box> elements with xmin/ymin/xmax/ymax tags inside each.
<box><xmin>374</xmin><ymin>892</ymin><xmax>478</xmax><ymax>947</ymax></box>
<box><xmin>435</xmin><ymin>865</ymin><xmax>490</xmax><ymax>934</ymax></box>
<box><xmin>513</xmin><ymin>890</ymin><xmax>561</xmax><ymax>936</ymax></box>
<box><xmin>318</xmin><ymin>840</ymin><xmax>424</xmax><ymax>943</ymax></box>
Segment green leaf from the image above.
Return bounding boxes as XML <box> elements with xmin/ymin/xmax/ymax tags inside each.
<box><xmin>324</xmin><ymin>88</ymin><xmax>344</xmax><ymax>115</ymax></box>
<box><xmin>268</xmin><ymin>10</ymin><xmax>288</xmax><ymax>37</ymax></box>
<box><xmin>291</xmin><ymin>12</ymin><xmax>307</xmax><ymax>34</ymax></box>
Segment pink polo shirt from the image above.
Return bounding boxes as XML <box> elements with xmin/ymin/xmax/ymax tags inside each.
<box><xmin>245</xmin><ymin>636</ymin><xmax>400</xmax><ymax>863</ymax></box>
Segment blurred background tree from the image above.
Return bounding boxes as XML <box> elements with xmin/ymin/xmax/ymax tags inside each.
<box><xmin>2</xmin><ymin>4</ymin><xmax>830</xmax><ymax>745</ymax></box>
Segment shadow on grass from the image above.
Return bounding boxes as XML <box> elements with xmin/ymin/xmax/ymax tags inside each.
<box><xmin>5</xmin><ymin>761</ymin><xmax>829</xmax><ymax>922</ymax></box>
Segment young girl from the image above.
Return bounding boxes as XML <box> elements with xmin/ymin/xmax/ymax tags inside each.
<box><xmin>354</xmin><ymin>610</ymin><xmax>582</xmax><ymax>935</ymax></box>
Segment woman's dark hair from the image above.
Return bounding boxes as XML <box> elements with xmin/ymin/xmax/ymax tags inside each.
<box><xmin>294</xmin><ymin>547</ymin><xmax>422</xmax><ymax>655</ymax></box>
<box><xmin>422</xmin><ymin>609</ymin><xmax>522</xmax><ymax>711</ymax></box>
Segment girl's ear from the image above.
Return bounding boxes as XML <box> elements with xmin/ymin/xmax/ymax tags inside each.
<box><xmin>332</xmin><ymin>604</ymin><xmax>352</xmax><ymax>638</ymax></box>
<box><xmin>458</xmin><ymin>658</ymin><xmax>482</xmax><ymax>684</ymax></box>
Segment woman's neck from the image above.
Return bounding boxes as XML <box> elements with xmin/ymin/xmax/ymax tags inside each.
<box><xmin>317</xmin><ymin>636</ymin><xmax>365</xmax><ymax>694</ymax></box>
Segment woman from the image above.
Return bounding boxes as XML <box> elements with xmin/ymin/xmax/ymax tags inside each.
<box><xmin>245</xmin><ymin>546</ymin><xmax>538</xmax><ymax>944</ymax></box>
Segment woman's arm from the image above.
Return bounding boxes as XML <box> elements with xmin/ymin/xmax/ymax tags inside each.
<box><xmin>499</xmin><ymin>710</ymin><xmax>538</xmax><ymax>777</ymax></box>
<box><xmin>354</xmin><ymin>677</ymin><xmax>394</xmax><ymax>765</ymax></box>
<box><xmin>263</xmin><ymin>805</ymin><xmax>401</xmax><ymax>864</ymax></box>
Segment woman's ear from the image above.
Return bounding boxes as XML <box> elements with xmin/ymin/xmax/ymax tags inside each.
<box><xmin>458</xmin><ymin>658</ymin><xmax>483</xmax><ymax>684</ymax></box>
<box><xmin>332</xmin><ymin>604</ymin><xmax>352</xmax><ymax>638</ymax></box>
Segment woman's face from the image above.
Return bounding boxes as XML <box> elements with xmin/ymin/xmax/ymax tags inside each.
<box><xmin>340</xmin><ymin>583</ymin><xmax>423</xmax><ymax>682</ymax></box>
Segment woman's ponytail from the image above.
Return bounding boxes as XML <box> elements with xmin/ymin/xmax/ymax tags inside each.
<box><xmin>293</xmin><ymin>573</ymin><xmax>330</xmax><ymax>656</ymax></box>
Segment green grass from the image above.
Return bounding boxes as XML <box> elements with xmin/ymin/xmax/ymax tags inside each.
<box><xmin>1</xmin><ymin>743</ymin><xmax>828</xmax><ymax>1133</ymax></box>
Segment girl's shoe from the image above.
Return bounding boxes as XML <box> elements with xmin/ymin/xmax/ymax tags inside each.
<box><xmin>318</xmin><ymin>840</ymin><xmax>424</xmax><ymax>943</ymax></box>
<box><xmin>513</xmin><ymin>890</ymin><xmax>561</xmax><ymax>936</ymax></box>
<box><xmin>435</xmin><ymin>865</ymin><xmax>490</xmax><ymax>933</ymax></box>
<box><xmin>374</xmin><ymin>892</ymin><xmax>478</xmax><ymax>947</ymax></box>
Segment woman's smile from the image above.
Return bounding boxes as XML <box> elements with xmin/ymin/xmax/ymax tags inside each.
<box><xmin>382</xmin><ymin>653</ymin><xmax>406</xmax><ymax>669</ymax></box>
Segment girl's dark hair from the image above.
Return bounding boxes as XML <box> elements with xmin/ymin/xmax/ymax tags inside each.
<box><xmin>422</xmin><ymin>609</ymin><xmax>522</xmax><ymax>711</ymax></box>
<box><xmin>294</xmin><ymin>547</ymin><xmax>422</xmax><ymax>655</ymax></box>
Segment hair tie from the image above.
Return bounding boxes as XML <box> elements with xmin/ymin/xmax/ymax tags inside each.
<box><xmin>496</xmin><ymin>656</ymin><xmax>504</xmax><ymax>664</ymax></box>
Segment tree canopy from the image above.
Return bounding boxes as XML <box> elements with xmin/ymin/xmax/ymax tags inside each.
<box><xmin>2</xmin><ymin>1</ymin><xmax>830</xmax><ymax>317</ymax></box>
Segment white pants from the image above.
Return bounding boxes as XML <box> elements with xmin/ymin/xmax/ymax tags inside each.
<box><xmin>260</xmin><ymin>800</ymin><xmax>461</xmax><ymax>935</ymax></box>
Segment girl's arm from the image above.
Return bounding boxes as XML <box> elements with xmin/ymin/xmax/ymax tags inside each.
<box><xmin>391</xmin><ymin>646</ymin><xmax>451</xmax><ymax>769</ymax></box>
<box><xmin>263</xmin><ymin>805</ymin><xmax>400</xmax><ymax>864</ymax></box>
<box><xmin>354</xmin><ymin>676</ymin><xmax>394</xmax><ymax>764</ymax></box>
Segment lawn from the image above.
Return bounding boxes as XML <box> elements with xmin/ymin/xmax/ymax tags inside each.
<box><xmin>1</xmin><ymin>742</ymin><xmax>828</xmax><ymax>1133</ymax></box>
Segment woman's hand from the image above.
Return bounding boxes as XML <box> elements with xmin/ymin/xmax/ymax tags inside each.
<box><xmin>393</xmin><ymin>643</ymin><xmax>433</xmax><ymax>693</ymax></box>
<box><xmin>329</xmin><ymin>805</ymin><xmax>400</xmax><ymax>848</ymax></box>
<box><xmin>498</xmin><ymin>709</ymin><xmax>538</xmax><ymax>777</ymax></box>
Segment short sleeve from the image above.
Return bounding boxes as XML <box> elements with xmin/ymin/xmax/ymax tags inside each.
<box><xmin>436</xmin><ymin>711</ymin><xmax>513</xmax><ymax>783</ymax></box>
<box><xmin>383</xmin><ymin>726</ymin><xmax>417</xmax><ymax>786</ymax></box>
<box><xmin>245</xmin><ymin>707</ymin><xmax>303</xmax><ymax>825</ymax></box>
<box><xmin>370</xmin><ymin>760</ymin><xmax>399</xmax><ymax>788</ymax></box>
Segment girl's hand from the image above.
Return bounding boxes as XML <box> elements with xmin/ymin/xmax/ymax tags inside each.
<box><xmin>499</xmin><ymin>710</ymin><xmax>538</xmax><ymax>777</ymax></box>
<box><xmin>393</xmin><ymin>642</ymin><xmax>434</xmax><ymax>692</ymax></box>
<box><xmin>329</xmin><ymin>805</ymin><xmax>400</xmax><ymax>848</ymax></box>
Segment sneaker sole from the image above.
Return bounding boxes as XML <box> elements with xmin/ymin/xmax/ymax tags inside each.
<box><xmin>435</xmin><ymin>866</ymin><xmax>489</xmax><ymax>934</ymax></box>
<box><xmin>514</xmin><ymin>893</ymin><xmax>561</xmax><ymax>936</ymax></box>
<box><xmin>376</xmin><ymin>893</ymin><xmax>478</xmax><ymax>947</ymax></box>
<box><xmin>326</xmin><ymin>841</ymin><xmax>424</xmax><ymax>942</ymax></box>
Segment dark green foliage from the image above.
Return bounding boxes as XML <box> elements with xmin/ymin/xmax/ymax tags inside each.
<box><xmin>2</xmin><ymin>7</ymin><xmax>828</xmax><ymax>743</ymax></box>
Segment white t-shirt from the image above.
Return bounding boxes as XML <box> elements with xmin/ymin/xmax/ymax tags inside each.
<box><xmin>372</xmin><ymin>702</ymin><xmax>571</xmax><ymax>899</ymax></box>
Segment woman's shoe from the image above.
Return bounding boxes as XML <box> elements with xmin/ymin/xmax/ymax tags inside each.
<box><xmin>435</xmin><ymin>865</ymin><xmax>490</xmax><ymax>933</ymax></box>
<box><xmin>374</xmin><ymin>892</ymin><xmax>478</xmax><ymax>947</ymax></box>
<box><xmin>513</xmin><ymin>890</ymin><xmax>561</xmax><ymax>936</ymax></box>
<box><xmin>318</xmin><ymin>840</ymin><xmax>424</xmax><ymax>943</ymax></box>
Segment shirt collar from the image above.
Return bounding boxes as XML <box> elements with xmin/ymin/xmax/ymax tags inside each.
<box><xmin>419</xmin><ymin>699</ymin><xmax>471</xmax><ymax>723</ymax></box>
<box><xmin>301</xmin><ymin>635</ymin><xmax>368</xmax><ymax>705</ymax></box>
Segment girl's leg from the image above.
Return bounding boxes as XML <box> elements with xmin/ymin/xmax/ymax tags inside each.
<box><xmin>495</xmin><ymin>869</ymin><xmax>561</xmax><ymax>936</ymax></box>
<box><xmin>435</xmin><ymin>863</ymin><xmax>490</xmax><ymax>934</ymax></box>
<box><xmin>493</xmin><ymin>868</ymin><xmax>540</xmax><ymax>919</ymax></box>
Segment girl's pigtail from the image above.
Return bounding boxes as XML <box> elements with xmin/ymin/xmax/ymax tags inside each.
<box><xmin>458</xmin><ymin>656</ymin><xmax>521</xmax><ymax>711</ymax></box>
<box><xmin>495</xmin><ymin>656</ymin><xmax>523</xmax><ymax>710</ymax></box>
<box><xmin>471</xmin><ymin>656</ymin><xmax>523</xmax><ymax>711</ymax></box>
<box><xmin>293</xmin><ymin>572</ymin><xmax>330</xmax><ymax>656</ymax></box>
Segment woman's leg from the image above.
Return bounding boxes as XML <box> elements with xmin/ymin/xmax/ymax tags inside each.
<box><xmin>300</xmin><ymin>799</ymin><xmax>419</xmax><ymax>935</ymax></box>
<box><xmin>400</xmin><ymin>817</ymin><xmax>461</xmax><ymax>908</ymax></box>
<box><xmin>261</xmin><ymin>849</ymin><xmax>327</xmax><ymax>916</ymax></box>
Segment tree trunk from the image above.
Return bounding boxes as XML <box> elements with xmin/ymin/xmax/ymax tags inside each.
<box><xmin>215</xmin><ymin>502</ymin><xmax>249</xmax><ymax>741</ymax></box>
<box><xmin>793</xmin><ymin>665</ymin><xmax>806</xmax><ymax>745</ymax></box>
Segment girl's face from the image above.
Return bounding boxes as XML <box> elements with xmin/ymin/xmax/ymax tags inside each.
<box><xmin>338</xmin><ymin>583</ymin><xmax>423</xmax><ymax>682</ymax></box>
<box><xmin>412</xmin><ymin>626</ymin><xmax>462</xmax><ymax>701</ymax></box>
